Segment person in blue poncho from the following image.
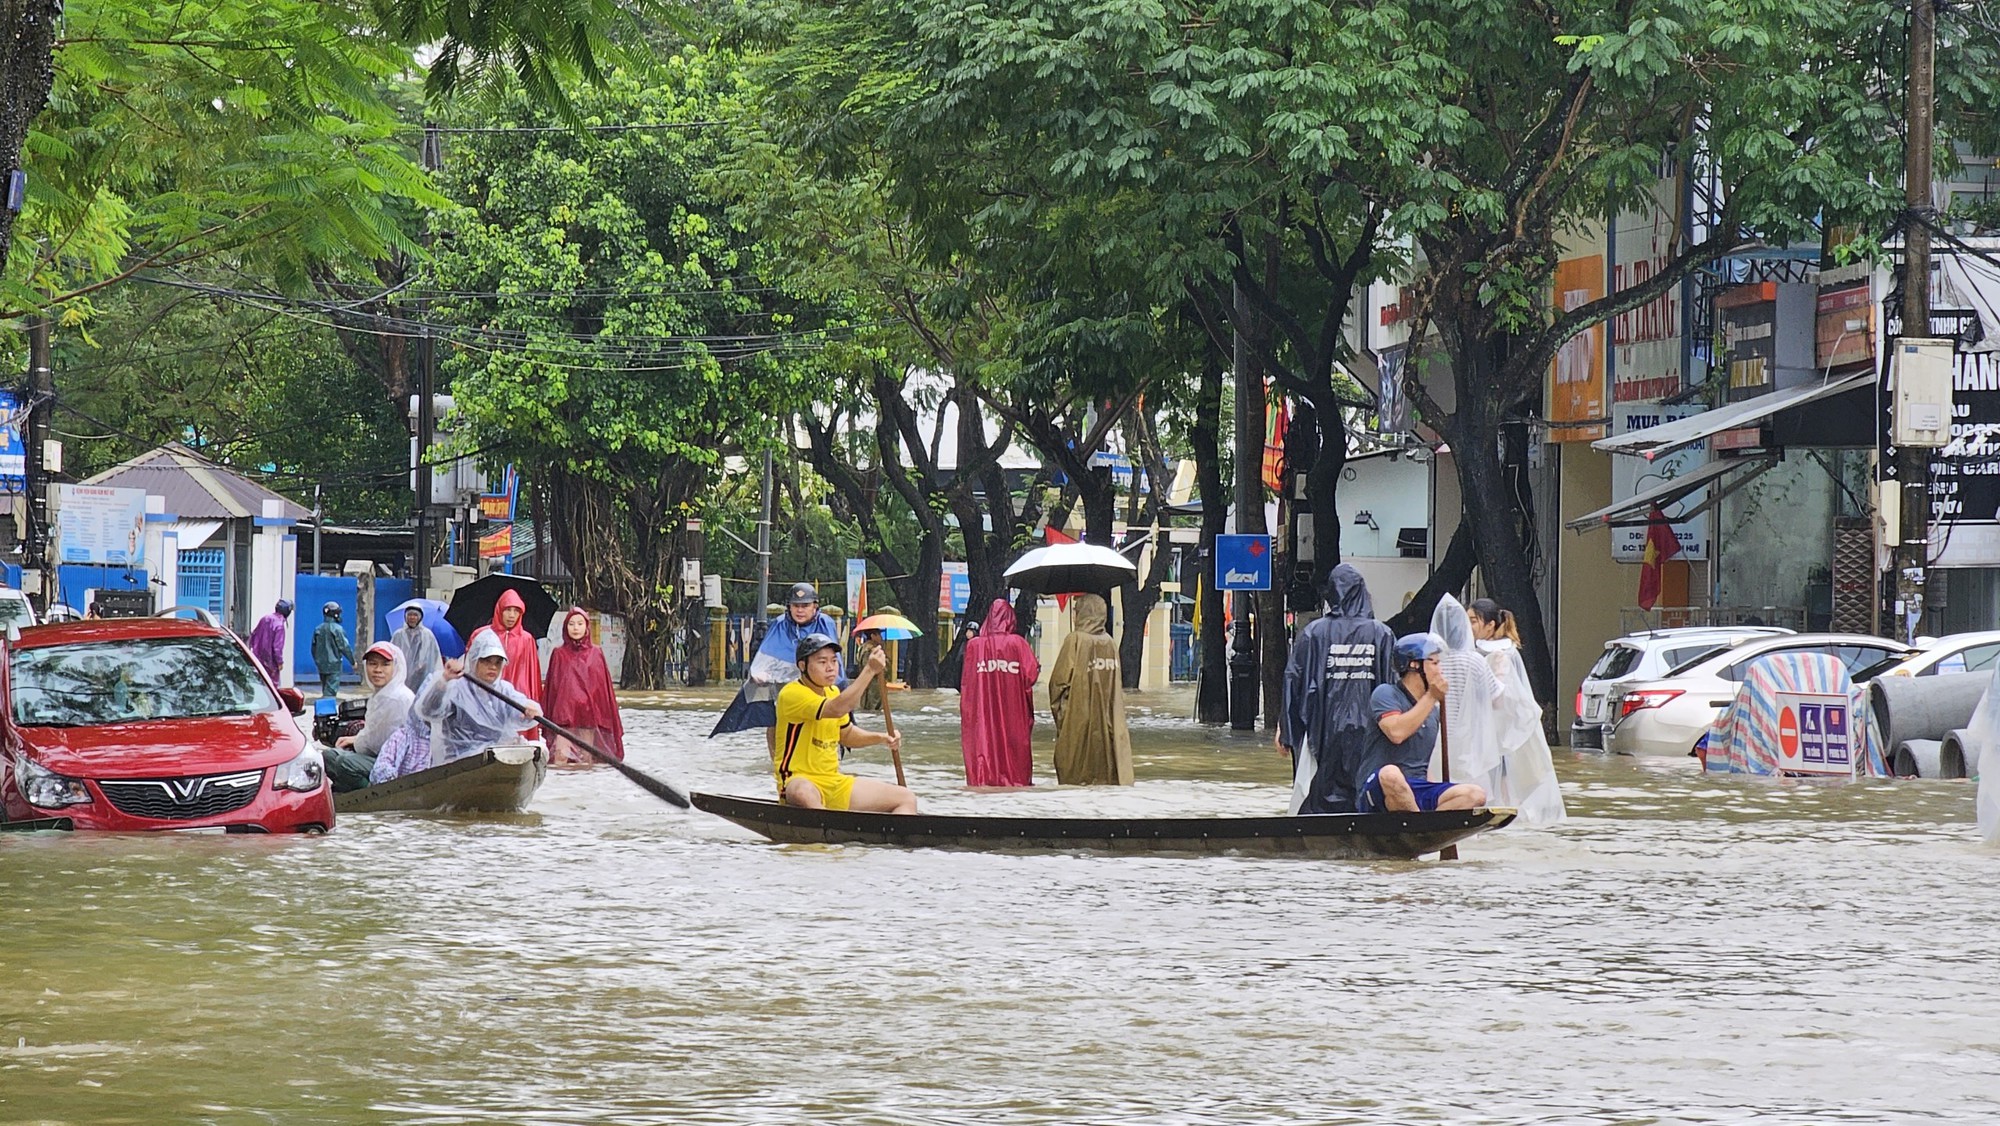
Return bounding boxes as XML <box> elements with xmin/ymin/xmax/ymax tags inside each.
<box><xmin>709</xmin><ymin>582</ymin><xmax>845</xmax><ymax>753</ymax></box>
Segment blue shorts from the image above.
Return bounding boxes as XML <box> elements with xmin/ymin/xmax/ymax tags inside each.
<box><xmin>1358</xmin><ymin>769</ymin><xmax>1459</xmax><ymax>813</ymax></box>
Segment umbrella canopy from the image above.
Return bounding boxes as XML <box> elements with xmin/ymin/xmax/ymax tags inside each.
<box><xmin>854</xmin><ymin>613</ymin><xmax>922</xmax><ymax>640</ymax></box>
<box><xmin>445</xmin><ymin>574</ymin><xmax>561</xmax><ymax>641</ymax></box>
<box><xmin>1002</xmin><ymin>542</ymin><xmax>1138</xmax><ymax>595</ymax></box>
<box><xmin>388</xmin><ymin>597</ymin><xmax>465</xmax><ymax>660</ymax></box>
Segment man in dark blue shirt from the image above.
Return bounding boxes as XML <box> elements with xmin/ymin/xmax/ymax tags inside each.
<box><xmin>1356</xmin><ymin>633</ymin><xmax>1489</xmax><ymax>813</ymax></box>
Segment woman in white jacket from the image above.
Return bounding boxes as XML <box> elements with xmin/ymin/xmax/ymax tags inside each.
<box><xmin>321</xmin><ymin>642</ymin><xmax>415</xmax><ymax>792</ymax></box>
<box><xmin>1465</xmin><ymin>598</ymin><xmax>1567</xmax><ymax>826</ymax></box>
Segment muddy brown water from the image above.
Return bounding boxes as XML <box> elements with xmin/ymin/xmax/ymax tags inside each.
<box><xmin>1</xmin><ymin>688</ymin><xmax>1995</xmax><ymax>1124</ymax></box>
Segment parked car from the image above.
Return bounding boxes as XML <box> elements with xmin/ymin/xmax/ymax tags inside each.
<box><xmin>1603</xmin><ymin>633</ymin><xmax>1915</xmax><ymax>758</ymax></box>
<box><xmin>0</xmin><ymin>589</ymin><xmax>36</xmax><ymax>631</ymax></box>
<box><xmin>0</xmin><ymin>617</ymin><xmax>331</xmax><ymax>832</ymax></box>
<box><xmin>1571</xmin><ymin>626</ymin><xmax>1793</xmax><ymax>750</ymax></box>
<box><xmin>1854</xmin><ymin>630</ymin><xmax>2000</xmax><ymax>679</ymax></box>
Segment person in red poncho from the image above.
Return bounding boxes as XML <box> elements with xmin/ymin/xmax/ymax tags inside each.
<box><xmin>469</xmin><ymin>588</ymin><xmax>543</xmax><ymax>739</ymax></box>
<box><xmin>958</xmin><ymin>598</ymin><xmax>1040</xmax><ymax>787</ymax></box>
<box><xmin>543</xmin><ymin>607</ymin><xmax>625</xmax><ymax>764</ymax></box>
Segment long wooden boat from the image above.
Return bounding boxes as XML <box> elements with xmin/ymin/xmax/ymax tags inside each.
<box><xmin>691</xmin><ymin>792</ymin><xmax>1513</xmax><ymax>859</ymax></box>
<box><xmin>335</xmin><ymin>745</ymin><xmax>547</xmax><ymax>814</ymax></box>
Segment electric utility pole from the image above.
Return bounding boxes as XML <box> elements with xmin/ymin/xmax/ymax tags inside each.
<box><xmin>1893</xmin><ymin>0</ymin><xmax>1935</xmax><ymax>639</ymax></box>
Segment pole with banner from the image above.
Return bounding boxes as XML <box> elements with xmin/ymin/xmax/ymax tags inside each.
<box><xmin>845</xmin><ymin>558</ymin><xmax>867</xmax><ymax>647</ymax></box>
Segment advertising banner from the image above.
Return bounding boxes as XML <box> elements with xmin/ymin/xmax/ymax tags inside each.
<box><xmin>1609</xmin><ymin>404</ymin><xmax>1709</xmax><ymax>561</ymax></box>
<box><xmin>846</xmin><ymin>558</ymin><xmax>868</xmax><ymax>620</ymax></box>
<box><xmin>1719</xmin><ymin>283</ymin><xmax>1778</xmax><ymax>401</ymax></box>
<box><xmin>1549</xmin><ymin>254</ymin><xmax>1608</xmax><ymax>441</ymax></box>
<box><xmin>53</xmin><ymin>484</ymin><xmax>148</xmax><ymax>566</ymax></box>
<box><xmin>939</xmin><ymin>561</ymin><xmax>970</xmax><ymax>615</ymax></box>
<box><xmin>1611</xmin><ymin>183</ymin><xmax>1683</xmax><ymax>404</ymax></box>
<box><xmin>0</xmin><ymin>391</ymin><xmax>27</xmax><ymax>494</ymax></box>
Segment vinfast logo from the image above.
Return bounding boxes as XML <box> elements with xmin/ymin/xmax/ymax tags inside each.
<box><xmin>974</xmin><ymin>659</ymin><xmax>1021</xmax><ymax>675</ymax></box>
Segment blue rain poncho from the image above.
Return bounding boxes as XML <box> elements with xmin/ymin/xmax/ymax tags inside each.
<box><xmin>1281</xmin><ymin>565</ymin><xmax>1397</xmax><ymax>814</ymax></box>
<box><xmin>708</xmin><ymin>610</ymin><xmax>842</xmax><ymax>737</ymax></box>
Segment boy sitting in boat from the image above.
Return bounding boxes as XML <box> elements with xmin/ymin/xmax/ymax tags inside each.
<box><xmin>1355</xmin><ymin>634</ymin><xmax>1487</xmax><ymax>813</ymax></box>
<box><xmin>774</xmin><ymin>634</ymin><xmax>917</xmax><ymax>814</ymax></box>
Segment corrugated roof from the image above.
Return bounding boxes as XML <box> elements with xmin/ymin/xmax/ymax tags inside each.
<box><xmin>82</xmin><ymin>444</ymin><xmax>312</xmax><ymax>522</ymax></box>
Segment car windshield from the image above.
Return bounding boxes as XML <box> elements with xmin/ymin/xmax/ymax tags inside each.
<box><xmin>10</xmin><ymin>635</ymin><xmax>277</xmax><ymax>727</ymax></box>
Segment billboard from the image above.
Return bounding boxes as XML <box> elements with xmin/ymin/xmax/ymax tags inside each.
<box><xmin>1610</xmin><ymin>181</ymin><xmax>1683</xmax><ymax>403</ymax></box>
<box><xmin>53</xmin><ymin>484</ymin><xmax>148</xmax><ymax>566</ymax></box>
<box><xmin>1609</xmin><ymin>404</ymin><xmax>1709</xmax><ymax>562</ymax></box>
<box><xmin>0</xmin><ymin>390</ymin><xmax>26</xmax><ymax>494</ymax></box>
<box><xmin>1548</xmin><ymin>254</ymin><xmax>1608</xmax><ymax>441</ymax></box>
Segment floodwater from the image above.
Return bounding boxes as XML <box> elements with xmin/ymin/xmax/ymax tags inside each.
<box><xmin>2</xmin><ymin>687</ymin><xmax>1995</xmax><ymax>1125</ymax></box>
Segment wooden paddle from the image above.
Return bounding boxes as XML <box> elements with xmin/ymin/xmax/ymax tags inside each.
<box><xmin>874</xmin><ymin>642</ymin><xmax>908</xmax><ymax>787</ymax></box>
<box><xmin>1438</xmin><ymin>699</ymin><xmax>1459</xmax><ymax>861</ymax></box>
<box><xmin>463</xmin><ymin>673</ymin><xmax>689</xmax><ymax>809</ymax></box>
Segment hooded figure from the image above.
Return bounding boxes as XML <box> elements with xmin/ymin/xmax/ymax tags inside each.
<box><xmin>709</xmin><ymin>582</ymin><xmax>841</xmax><ymax>737</ymax></box>
<box><xmin>470</xmin><ymin>588</ymin><xmax>544</xmax><ymax>708</ymax></box>
<box><xmin>1473</xmin><ymin>630</ymin><xmax>1567</xmax><ymax>826</ymax></box>
<box><xmin>249</xmin><ymin>599</ymin><xmax>292</xmax><ymax>681</ymax></box>
<box><xmin>310</xmin><ymin>602</ymin><xmax>355</xmax><ymax>698</ymax></box>
<box><xmin>1427</xmin><ymin>595</ymin><xmax>1503</xmax><ymax>792</ymax></box>
<box><xmin>959</xmin><ymin>598</ymin><xmax>1039</xmax><ymax>786</ymax></box>
<box><xmin>1049</xmin><ymin>593</ymin><xmax>1133</xmax><ymax>786</ymax></box>
<box><xmin>1281</xmin><ymin>564</ymin><xmax>1397</xmax><ymax>814</ymax></box>
<box><xmin>322</xmin><ymin>642</ymin><xmax>415</xmax><ymax>791</ymax></box>
<box><xmin>414</xmin><ymin>630</ymin><xmax>539</xmax><ymax>764</ymax></box>
<box><xmin>544</xmin><ymin>607</ymin><xmax>625</xmax><ymax>763</ymax></box>
<box><xmin>389</xmin><ymin>605</ymin><xmax>443</xmax><ymax>693</ymax></box>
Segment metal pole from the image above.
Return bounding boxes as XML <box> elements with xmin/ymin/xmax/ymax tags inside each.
<box><xmin>23</xmin><ymin>317</ymin><xmax>50</xmax><ymax>610</ymax></box>
<box><xmin>757</xmin><ymin>449</ymin><xmax>773</xmax><ymax>614</ymax></box>
<box><xmin>312</xmin><ymin>483</ymin><xmax>323</xmax><ymax>576</ymax></box>
<box><xmin>1229</xmin><ymin>281</ymin><xmax>1265</xmax><ymax>731</ymax></box>
<box><xmin>1894</xmin><ymin>0</ymin><xmax>1935</xmax><ymax>640</ymax></box>
<box><xmin>413</xmin><ymin>121</ymin><xmax>441</xmax><ymax>597</ymax></box>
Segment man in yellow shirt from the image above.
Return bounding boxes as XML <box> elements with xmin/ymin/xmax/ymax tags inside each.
<box><xmin>774</xmin><ymin>634</ymin><xmax>917</xmax><ymax>814</ymax></box>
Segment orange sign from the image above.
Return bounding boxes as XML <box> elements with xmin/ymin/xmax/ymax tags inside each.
<box><xmin>478</xmin><ymin>525</ymin><xmax>512</xmax><ymax>559</ymax></box>
<box><xmin>1548</xmin><ymin>255</ymin><xmax>1608</xmax><ymax>441</ymax></box>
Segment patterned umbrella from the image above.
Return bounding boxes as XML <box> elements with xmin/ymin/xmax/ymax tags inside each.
<box><xmin>854</xmin><ymin>613</ymin><xmax>922</xmax><ymax>640</ymax></box>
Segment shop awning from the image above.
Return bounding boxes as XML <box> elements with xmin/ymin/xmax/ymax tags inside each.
<box><xmin>1591</xmin><ymin>371</ymin><xmax>1873</xmax><ymax>459</ymax></box>
<box><xmin>1565</xmin><ymin>457</ymin><xmax>1776</xmax><ymax>531</ymax></box>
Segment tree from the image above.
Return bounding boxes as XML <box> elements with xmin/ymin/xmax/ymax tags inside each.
<box><xmin>430</xmin><ymin>58</ymin><xmax>823</xmax><ymax>687</ymax></box>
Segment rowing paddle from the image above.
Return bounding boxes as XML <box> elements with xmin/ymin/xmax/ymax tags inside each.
<box><xmin>1438</xmin><ymin>700</ymin><xmax>1458</xmax><ymax>861</ymax></box>
<box><xmin>874</xmin><ymin>643</ymin><xmax>908</xmax><ymax>787</ymax></box>
<box><xmin>463</xmin><ymin>673</ymin><xmax>689</xmax><ymax>809</ymax></box>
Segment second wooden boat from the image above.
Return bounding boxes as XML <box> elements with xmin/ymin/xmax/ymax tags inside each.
<box><xmin>692</xmin><ymin>792</ymin><xmax>1511</xmax><ymax>859</ymax></box>
<box><xmin>335</xmin><ymin>745</ymin><xmax>548</xmax><ymax>814</ymax></box>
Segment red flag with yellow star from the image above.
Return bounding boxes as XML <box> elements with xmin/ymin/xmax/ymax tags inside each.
<box><xmin>1637</xmin><ymin>504</ymin><xmax>1682</xmax><ymax>611</ymax></box>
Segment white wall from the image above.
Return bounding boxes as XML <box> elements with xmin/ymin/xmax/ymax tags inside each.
<box><xmin>1334</xmin><ymin>453</ymin><xmax>1431</xmax><ymax>560</ymax></box>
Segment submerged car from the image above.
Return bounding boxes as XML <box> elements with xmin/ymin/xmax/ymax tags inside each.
<box><xmin>1571</xmin><ymin>626</ymin><xmax>1793</xmax><ymax>750</ymax></box>
<box><xmin>1855</xmin><ymin>630</ymin><xmax>2000</xmax><ymax>679</ymax></box>
<box><xmin>0</xmin><ymin>617</ymin><xmax>331</xmax><ymax>832</ymax></box>
<box><xmin>1603</xmin><ymin>632</ymin><xmax>1913</xmax><ymax>758</ymax></box>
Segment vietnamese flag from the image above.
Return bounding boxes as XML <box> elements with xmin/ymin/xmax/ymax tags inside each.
<box><xmin>1636</xmin><ymin>504</ymin><xmax>1682</xmax><ymax>611</ymax></box>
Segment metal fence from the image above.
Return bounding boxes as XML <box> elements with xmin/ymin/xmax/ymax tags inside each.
<box><xmin>1618</xmin><ymin>605</ymin><xmax>1809</xmax><ymax>634</ymax></box>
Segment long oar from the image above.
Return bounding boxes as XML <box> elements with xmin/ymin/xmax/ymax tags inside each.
<box><xmin>875</xmin><ymin>643</ymin><xmax>908</xmax><ymax>787</ymax></box>
<box><xmin>464</xmin><ymin>674</ymin><xmax>689</xmax><ymax>809</ymax></box>
<box><xmin>1438</xmin><ymin>701</ymin><xmax>1459</xmax><ymax>862</ymax></box>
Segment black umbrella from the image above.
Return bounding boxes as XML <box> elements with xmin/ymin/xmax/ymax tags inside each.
<box><xmin>445</xmin><ymin>574</ymin><xmax>562</xmax><ymax>641</ymax></box>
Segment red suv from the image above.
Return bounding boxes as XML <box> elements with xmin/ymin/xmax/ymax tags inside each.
<box><xmin>0</xmin><ymin>617</ymin><xmax>334</xmax><ymax>833</ymax></box>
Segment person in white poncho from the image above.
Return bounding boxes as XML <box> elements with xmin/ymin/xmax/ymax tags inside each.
<box><xmin>1966</xmin><ymin>660</ymin><xmax>2000</xmax><ymax>842</ymax></box>
<box><xmin>1463</xmin><ymin>598</ymin><xmax>1567</xmax><ymax>825</ymax></box>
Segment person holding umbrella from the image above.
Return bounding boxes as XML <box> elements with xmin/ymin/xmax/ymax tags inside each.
<box><xmin>1049</xmin><ymin>593</ymin><xmax>1133</xmax><ymax>786</ymax></box>
<box><xmin>389</xmin><ymin>603</ymin><xmax>442</xmax><ymax>692</ymax></box>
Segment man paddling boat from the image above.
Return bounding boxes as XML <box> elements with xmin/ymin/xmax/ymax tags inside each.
<box><xmin>1355</xmin><ymin>633</ymin><xmax>1487</xmax><ymax>813</ymax></box>
<box><xmin>774</xmin><ymin>634</ymin><xmax>916</xmax><ymax>814</ymax></box>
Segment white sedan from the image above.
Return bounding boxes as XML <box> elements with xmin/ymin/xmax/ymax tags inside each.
<box><xmin>1604</xmin><ymin>633</ymin><xmax>1915</xmax><ymax>757</ymax></box>
<box><xmin>1855</xmin><ymin>631</ymin><xmax>2000</xmax><ymax>679</ymax></box>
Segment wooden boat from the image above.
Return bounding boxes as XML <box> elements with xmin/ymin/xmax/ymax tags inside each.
<box><xmin>691</xmin><ymin>792</ymin><xmax>1513</xmax><ymax>859</ymax></box>
<box><xmin>335</xmin><ymin>745</ymin><xmax>547</xmax><ymax>814</ymax></box>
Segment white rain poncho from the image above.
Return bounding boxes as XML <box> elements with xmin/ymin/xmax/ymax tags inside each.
<box><xmin>1427</xmin><ymin>596</ymin><xmax>1502</xmax><ymax>787</ymax></box>
<box><xmin>414</xmin><ymin>630</ymin><xmax>537</xmax><ymax>765</ymax></box>
<box><xmin>1476</xmin><ymin>638</ymin><xmax>1568</xmax><ymax>826</ymax></box>
<box><xmin>1968</xmin><ymin>663</ymin><xmax>2000</xmax><ymax>841</ymax></box>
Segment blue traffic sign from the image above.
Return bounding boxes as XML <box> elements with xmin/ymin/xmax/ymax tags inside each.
<box><xmin>1215</xmin><ymin>534</ymin><xmax>1273</xmax><ymax>591</ymax></box>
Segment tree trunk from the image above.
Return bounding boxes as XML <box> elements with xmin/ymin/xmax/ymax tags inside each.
<box><xmin>1192</xmin><ymin>355</ymin><xmax>1229</xmax><ymax>723</ymax></box>
<box><xmin>1299</xmin><ymin>395</ymin><xmax>1347</xmax><ymax>593</ymax></box>
<box><xmin>1449</xmin><ymin>410</ymin><xmax>1555</xmax><ymax>704</ymax></box>
<box><xmin>1386</xmin><ymin>519</ymin><xmax>1479</xmax><ymax>635</ymax></box>
<box><xmin>880</xmin><ymin>540</ymin><xmax>942</xmax><ymax>688</ymax></box>
<box><xmin>0</xmin><ymin>0</ymin><xmax>60</xmax><ymax>259</ymax></box>
<box><xmin>548</xmin><ymin>464</ymin><xmax>699</xmax><ymax>690</ymax></box>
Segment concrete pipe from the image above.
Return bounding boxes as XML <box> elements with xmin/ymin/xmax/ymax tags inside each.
<box><xmin>1869</xmin><ymin>673</ymin><xmax>1990</xmax><ymax>750</ymax></box>
<box><xmin>1892</xmin><ymin>739</ymin><xmax>1944</xmax><ymax>779</ymax></box>
<box><xmin>1940</xmin><ymin>728</ymin><xmax>1974</xmax><ymax>780</ymax></box>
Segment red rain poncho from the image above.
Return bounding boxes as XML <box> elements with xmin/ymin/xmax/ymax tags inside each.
<box><xmin>543</xmin><ymin>608</ymin><xmax>624</xmax><ymax>761</ymax></box>
<box><xmin>469</xmin><ymin>588</ymin><xmax>543</xmax><ymax>707</ymax></box>
<box><xmin>958</xmin><ymin>598</ymin><xmax>1039</xmax><ymax>786</ymax></box>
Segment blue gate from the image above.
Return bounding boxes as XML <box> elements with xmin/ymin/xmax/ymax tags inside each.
<box><xmin>176</xmin><ymin>548</ymin><xmax>226</xmax><ymax>619</ymax></box>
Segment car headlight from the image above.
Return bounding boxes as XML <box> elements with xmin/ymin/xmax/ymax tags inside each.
<box><xmin>17</xmin><ymin>756</ymin><xmax>91</xmax><ymax>808</ymax></box>
<box><xmin>270</xmin><ymin>746</ymin><xmax>325</xmax><ymax>794</ymax></box>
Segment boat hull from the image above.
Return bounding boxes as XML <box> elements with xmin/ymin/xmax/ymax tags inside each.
<box><xmin>691</xmin><ymin>792</ymin><xmax>1512</xmax><ymax>859</ymax></box>
<box><xmin>335</xmin><ymin>745</ymin><xmax>547</xmax><ymax>814</ymax></box>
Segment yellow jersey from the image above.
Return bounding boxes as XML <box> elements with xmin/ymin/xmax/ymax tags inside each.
<box><xmin>774</xmin><ymin>679</ymin><xmax>854</xmax><ymax>809</ymax></box>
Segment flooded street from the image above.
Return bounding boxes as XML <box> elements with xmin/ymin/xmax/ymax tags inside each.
<box><xmin>3</xmin><ymin>689</ymin><xmax>1997</xmax><ymax>1124</ymax></box>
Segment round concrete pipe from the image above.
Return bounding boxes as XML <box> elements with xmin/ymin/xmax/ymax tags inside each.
<box><xmin>1941</xmin><ymin>728</ymin><xmax>1974</xmax><ymax>780</ymax></box>
<box><xmin>1892</xmin><ymin>739</ymin><xmax>1944</xmax><ymax>778</ymax></box>
<box><xmin>1870</xmin><ymin>673</ymin><xmax>1990</xmax><ymax>750</ymax></box>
